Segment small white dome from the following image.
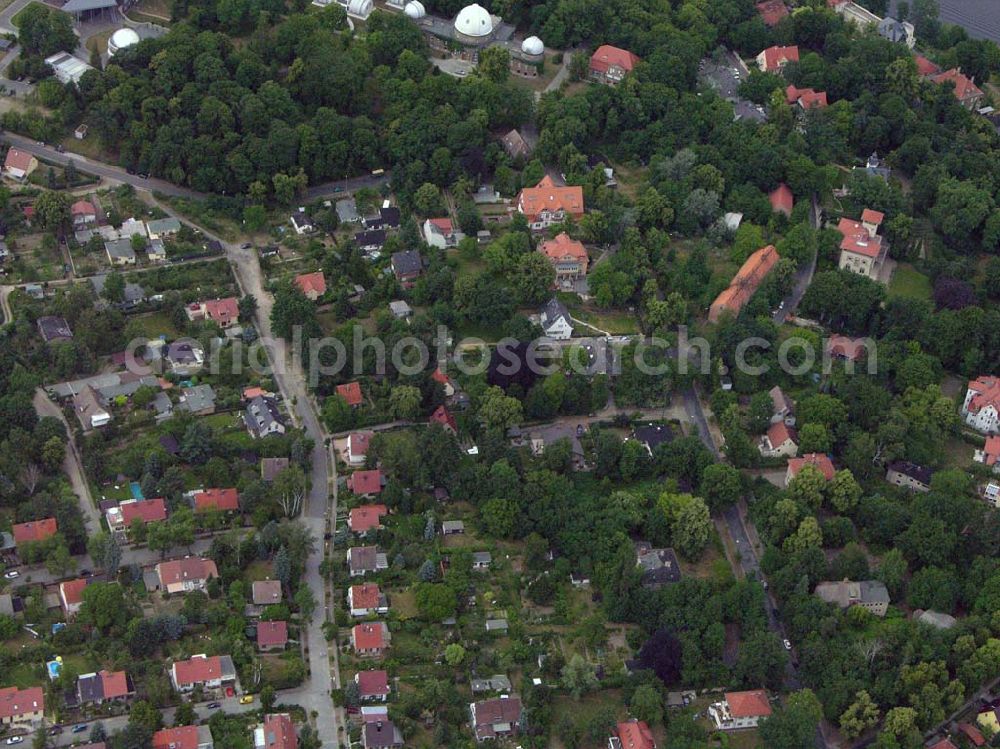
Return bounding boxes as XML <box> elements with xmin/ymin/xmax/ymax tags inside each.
<box><xmin>403</xmin><ymin>0</ymin><xmax>424</xmax><ymax>18</ymax></box>
<box><xmin>454</xmin><ymin>3</ymin><xmax>493</xmax><ymax>37</ymax></box>
<box><xmin>108</xmin><ymin>27</ymin><xmax>140</xmax><ymax>55</ymax></box>
<box><xmin>521</xmin><ymin>35</ymin><xmax>543</xmax><ymax>56</ymax></box>
<box><xmin>347</xmin><ymin>0</ymin><xmax>372</xmax><ymax>17</ymax></box>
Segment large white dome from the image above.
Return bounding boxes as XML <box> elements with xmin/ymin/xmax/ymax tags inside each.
<box><xmin>404</xmin><ymin>0</ymin><xmax>424</xmax><ymax>18</ymax></box>
<box><xmin>454</xmin><ymin>3</ymin><xmax>493</xmax><ymax>37</ymax></box>
<box><xmin>521</xmin><ymin>35</ymin><xmax>543</xmax><ymax>56</ymax></box>
<box><xmin>108</xmin><ymin>27</ymin><xmax>140</xmax><ymax>56</ymax></box>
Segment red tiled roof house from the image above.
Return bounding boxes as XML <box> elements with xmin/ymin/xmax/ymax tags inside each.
<box><xmin>517</xmin><ymin>176</ymin><xmax>584</xmax><ymax>231</ymax></box>
<box><xmin>589</xmin><ymin>44</ymin><xmax>640</xmax><ymax>85</ymax></box>
<box><xmin>348</xmin><ymin>503</ymin><xmax>387</xmax><ymax>533</ymax></box>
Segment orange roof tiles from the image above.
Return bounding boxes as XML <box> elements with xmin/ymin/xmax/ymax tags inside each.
<box><xmin>349</xmin><ymin>503</ymin><xmax>387</xmax><ymax>531</ymax></box>
<box><xmin>540</xmin><ymin>232</ymin><xmax>588</xmax><ymax>270</ymax></box>
<box><xmin>350</xmin><ymin>583</ymin><xmax>383</xmax><ymax>610</ymax></box>
<box><xmin>353</xmin><ymin>622</ymin><xmax>386</xmax><ymax>650</ymax></box>
<box><xmin>769</xmin><ymin>183</ymin><xmax>794</xmax><ymax>215</ymax></box>
<box><xmin>337</xmin><ymin>382</ymin><xmax>363</xmax><ymax>407</ymax></box>
<box><xmin>12</xmin><ymin>517</ymin><xmax>58</xmax><ymax>546</ymax></box>
<box><xmin>203</xmin><ymin>297</ymin><xmax>239</xmax><ymax>326</ymax></box>
<box><xmin>767</xmin><ymin>422</ymin><xmax>797</xmax><ymax>448</ymax></box>
<box><xmin>590</xmin><ymin>45</ymin><xmax>640</xmax><ymax>75</ymax></box>
<box><xmin>0</xmin><ymin>686</ymin><xmax>44</xmax><ymax>721</ymax></box>
<box><xmin>347</xmin><ymin>471</ymin><xmax>384</xmax><ymax>498</ymax></box>
<box><xmin>4</xmin><ymin>148</ymin><xmax>34</xmax><ymax>174</ymax></box>
<box><xmin>915</xmin><ymin>54</ymin><xmax>939</xmax><ymax>76</ymax></box>
<box><xmin>787</xmin><ymin>453</ymin><xmax>835</xmax><ymax>481</ymax></box>
<box><xmin>257</xmin><ymin>621</ymin><xmax>288</xmax><ymax>648</ymax></box>
<box><xmin>60</xmin><ymin>578</ymin><xmax>90</xmax><ymax>607</ymax></box>
<box><xmin>930</xmin><ymin>68</ymin><xmax>983</xmax><ymax>102</ymax></box>
<box><xmin>756</xmin><ymin>0</ymin><xmax>789</xmax><ymax>26</ymax></box>
<box><xmin>120</xmin><ymin>498</ymin><xmax>168</xmax><ymax>525</ymax></box>
<box><xmin>725</xmin><ymin>690</ymin><xmax>772</xmax><ymax>719</ymax></box>
<box><xmin>153</xmin><ymin>726</ymin><xmax>201</xmax><ymax>749</ymax></box>
<box><xmin>616</xmin><ymin>720</ymin><xmax>656</xmax><ymax>749</ymax></box>
<box><xmin>837</xmin><ymin>217</ymin><xmax>882</xmax><ymax>258</ymax></box>
<box><xmin>709</xmin><ymin>245</ymin><xmax>779</xmax><ymax>323</ymax></box>
<box><xmin>295</xmin><ymin>272</ymin><xmax>326</xmax><ymax>298</ymax></box>
<box><xmin>759</xmin><ymin>45</ymin><xmax>799</xmax><ymax>71</ymax></box>
<box><xmin>429</xmin><ymin>404</ymin><xmax>457</xmax><ymax>432</ymax></box>
<box><xmin>157</xmin><ymin>557</ymin><xmax>218</xmax><ymax>586</ymax></box>
<box><xmin>193</xmin><ymin>487</ymin><xmax>239</xmax><ymax>513</ymax></box>
<box><xmin>517</xmin><ymin>176</ymin><xmax>584</xmax><ymax>223</ymax></box>
<box><xmin>99</xmin><ymin>670</ymin><xmax>130</xmax><ymax>699</ymax></box>
<box><xmin>172</xmin><ymin>655</ymin><xmax>227</xmax><ymax>686</ymax></box>
<box><xmin>967</xmin><ymin>376</ymin><xmax>1000</xmax><ymax>415</ymax></box>
<box><xmin>260</xmin><ymin>714</ymin><xmax>297</xmax><ymax>749</ymax></box>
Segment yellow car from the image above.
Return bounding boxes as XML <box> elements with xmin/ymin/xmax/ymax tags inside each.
<box><xmin>238</xmin><ymin>696</ymin><xmax>254</xmax><ymax>705</ymax></box>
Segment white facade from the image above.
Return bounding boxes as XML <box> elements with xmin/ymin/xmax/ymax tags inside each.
<box><xmin>963</xmin><ymin>386</ymin><xmax>1000</xmax><ymax>434</ymax></box>
<box><xmin>542</xmin><ymin>316</ymin><xmax>573</xmax><ymax>340</ymax></box>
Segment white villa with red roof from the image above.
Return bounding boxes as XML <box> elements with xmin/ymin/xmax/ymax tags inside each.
<box><xmin>963</xmin><ymin>376</ymin><xmax>1000</xmax><ymax>434</ymax></box>
<box><xmin>170</xmin><ymin>654</ymin><xmax>237</xmax><ymax>692</ymax></box>
<box><xmin>837</xmin><ymin>208</ymin><xmax>886</xmax><ymax>281</ymax></box>
<box><xmin>756</xmin><ymin>44</ymin><xmax>798</xmax><ymax>72</ymax></box>
<box><xmin>759</xmin><ymin>422</ymin><xmax>798</xmax><ymax>458</ymax></box>
<box><xmin>589</xmin><ymin>44</ymin><xmax>640</xmax><ymax>85</ymax></box>
<box><xmin>355</xmin><ymin>670</ymin><xmax>390</xmax><ymax>702</ymax></box>
<box><xmin>422</xmin><ymin>218</ymin><xmax>463</xmax><ymax>249</ymax></box>
<box><xmin>186</xmin><ymin>297</ymin><xmax>240</xmax><ymax>328</ymax></box>
<box><xmin>709</xmin><ymin>690</ymin><xmax>772</xmax><ymax>730</ymax></box>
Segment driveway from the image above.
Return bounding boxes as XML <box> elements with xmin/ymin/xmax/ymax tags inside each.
<box><xmin>32</xmin><ymin>388</ymin><xmax>101</xmax><ymax>537</ymax></box>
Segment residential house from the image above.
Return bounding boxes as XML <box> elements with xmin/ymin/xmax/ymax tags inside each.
<box><xmin>106</xmin><ymin>498</ymin><xmax>168</xmax><ymax>537</ymax></box>
<box><xmin>709</xmin><ymin>690</ymin><xmax>772</xmax><ymax>730</ymax></box>
<box><xmin>441</xmin><ymin>520</ymin><xmax>465</xmax><ymax>536</ymax></box>
<box><xmin>155</xmin><ymin>557</ymin><xmax>219</xmax><ymax>593</ymax></box>
<box><xmin>261</xmin><ymin>457</ymin><xmax>289</xmax><ymax>482</ymax></box>
<box><xmin>983</xmin><ymin>481</ymin><xmax>1000</xmax><ymax>509</ymax></box>
<box><xmin>355</xmin><ymin>671</ymin><xmax>390</xmax><ymax>702</ymax></box>
<box><xmin>347</xmin><ymin>546</ymin><xmax>388</xmax><ymax>577</ymax></box>
<box><xmin>0</xmin><ymin>686</ymin><xmax>44</xmax><ymax>726</ymax></box>
<box><xmin>815</xmin><ymin>579</ymin><xmax>890</xmax><ymax>616</ymax></box>
<box><xmin>962</xmin><ymin>376</ymin><xmax>1000</xmax><ymax>434</ymax></box>
<box><xmin>837</xmin><ymin>209</ymin><xmax>886</xmax><ymax>280</ymax></box>
<box><xmin>348</xmin><ymin>503</ymin><xmax>387</xmax><ymax>532</ymax></box>
<box><xmin>539</xmin><ymin>232</ymin><xmax>588</xmax><ymax>285</ymax></box>
<box><xmin>295</xmin><ymin>272</ymin><xmax>326</xmax><ymax>301</ymax></box>
<box><xmin>958</xmin><ymin>722</ymin><xmax>986</xmax><ymax>747</ymax></box>
<box><xmin>471</xmin><ymin>675</ymin><xmax>513</xmax><ymax>694</ymax></box>
<box><xmin>429</xmin><ymin>404</ymin><xmax>457</xmax><ymax>433</ymax></box>
<box><xmin>91</xmin><ymin>274</ymin><xmax>146</xmax><ymax>310</ymax></box>
<box><xmin>354</xmin><ymin>229</ymin><xmax>386</xmax><ymax>255</ymax></box>
<box><xmin>469</xmin><ymin>696</ymin><xmax>523</xmax><ymax>741</ymax></box>
<box><xmin>708</xmin><ymin>245</ymin><xmax>779</xmax><ymax>323</ymax></box>
<box><xmin>245</xmin><ymin>395</ymin><xmax>286</xmax><ymax>438</ymax></box>
<box><xmin>878</xmin><ymin>15</ymin><xmax>915</xmax><ymax>46</ymax></box>
<box><xmin>785</xmin><ymin>84</ymin><xmax>828</xmax><ymax>109</ymax></box>
<box><xmin>59</xmin><ymin>578</ymin><xmax>90</xmax><ymax>616</ymax></box>
<box><xmin>501</xmin><ymin>129</ymin><xmax>532</xmax><ymax>161</ymax></box>
<box><xmin>786</xmin><ymin>453</ymin><xmax>835</xmax><ymax>484</ymax></box>
<box><xmin>252</xmin><ymin>580</ymin><xmax>282</xmax><ymax>606</ymax></box>
<box><xmin>769</xmin><ymin>386</ymin><xmax>795</xmax><ymax>424</ymax></box>
<box><xmin>422</xmin><ymin>218</ymin><xmax>462</xmax><ymax>249</ymax></box>
<box><xmin>145</xmin><ymin>217</ymin><xmax>182</xmax><ymax>240</ymax></box>
<box><xmin>347</xmin><ymin>431</ymin><xmax>373</xmax><ymax>466</ymax></box>
<box><xmin>170</xmin><ymin>654</ymin><xmax>237</xmax><ymax>692</ymax></box>
<box><xmin>186</xmin><ymin>297</ymin><xmax>239</xmax><ymax>328</ymax></box>
<box><xmin>608</xmin><ymin>719</ymin><xmax>656</xmax><ymax>749</ymax></box>
<box><xmin>37</xmin><ymin>315</ymin><xmax>73</xmax><ymax>343</ymax></box>
<box><xmin>885</xmin><ymin>461</ymin><xmax>934</xmax><ymax>492</ymax></box>
<box><xmin>769</xmin><ymin>183</ymin><xmax>794</xmax><ymax>217</ymax></box>
<box><xmin>756</xmin><ymin>44</ymin><xmax>798</xmax><ymax>72</ymax></box>
<box><xmin>192</xmin><ymin>488</ymin><xmax>240</xmax><ymax>514</ymax></box>
<box><xmin>76</xmin><ymin>670</ymin><xmax>133</xmax><ymax>705</ymax></box>
<box><xmin>431</xmin><ymin>368</ymin><xmax>456</xmax><ymax>397</ymax></box>
<box><xmin>860</xmin><ymin>151</ymin><xmax>892</xmax><ymax>181</ymax></box>
<box><xmin>388</xmin><ymin>300</ymin><xmax>412</xmax><ymax>320</ymax></box>
<box><xmin>539</xmin><ymin>297</ymin><xmax>573</xmax><ymax>340</ymax></box>
<box><xmin>164</xmin><ymin>341</ymin><xmax>205</xmax><ymax>375</ymax></box>
<box><xmin>363</xmin><ymin>720</ymin><xmax>403</xmax><ymax>749</ymax></box>
<box><xmin>930</xmin><ymin>68</ymin><xmax>984</xmax><ymax>109</ymax></box>
<box><xmin>348</xmin><ymin>583</ymin><xmax>388</xmax><ymax>617</ymax></box>
<box><xmin>472</xmin><ymin>551</ymin><xmax>492</xmax><ymax>570</ymax></box>
<box><xmin>337</xmin><ymin>381</ymin><xmax>363</xmax><ymax>407</ymax></box>
<box><xmin>289</xmin><ymin>208</ymin><xmax>314</xmax><ymax>235</ymax></box>
<box><xmin>3</xmin><ymin>148</ymin><xmax>37</xmax><ymax>181</ymax></box>
<box><xmin>759</xmin><ymin>422</ymin><xmax>798</xmax><ymax>458</ymax></box>
<box><xmin>827</xmin><ymin>0</ymin><xmax>879</xmax><ymax>26</ymax></box>
<box><xmin>178</xmin><ymin>384</ymin><xmax>216</xmax><ymax>416</ymax></box>
<box><xmin>256</xmin><ymin>621</ymin><xmax>288</xmax><ymax>652</ymax></box>
<box><xmin>975</xmin><ymin>435</ymin><xmax>1000</xmax><ymax>471</ymax></box>
<box><xmin>352</xmin><ymin>622</ymin><xmax>389</xmax><ymax>656</ymax></box>
<box><xmin>915</xmin><ymin>53</ymin><xmax>940</xmax><ymax>76</ymax></box>
<box><xmin>589</xmin><ymin>44</ymin><xmax>640</xmax><ymax>85</ymax></box>
<box><xmin>755</xmin><ymin>0</ymin><xmax>788</xmax><ymax>26</ymax></box>
<box><xmin>517</xmin><ymin>176</ymin><xmax>584</xmax><ymax>230</ymax></box>
<box><xmin>348</xmin><ymin>471</ymin><xmax>384</xmax><ymax>499</ymax></box>
<box><xmin>12</xmin><ymin>518</ymin><xmax>57</xmax><ymax>549</ymax></box>
<box><xmin>73</xmin><ymin>385</ymin><xmax>111</xmax><ymax>430</ymax></box>
<box><xmin>634</xmin><ymin>424</ymin><xmax>672</xmax><ymax>456</ymax></box>
<box><xmin>254</xmin><ymin>714</ymin><xmax>297</xmax><ymax>749</ymax></box>
<box><xmin>105</xmin><ymin>238</ymin><xmax>137</xmax><ymax>266</ymax></box>
<box><xmin>390</xmin><ymin>250</ymin><xmax>423</xmax><ymax>288</ymax></box>
<box><xmin>363</xmin><ymin>205</ymin><xmax>400</xmax><ymax>231</ymax></box>
<box><xmin>336</xmin><ymin>198</ymin><xmax>360</xmax><ymax>224</ymax></box>
<box><xmin>153</xmin><ymin>725</ymin><xmax>214</xmax><ymax>749</ymax></box>
<box><xmin>71</xmin><ymin>200</ymin><xmax>97</xmax><ymax>226</ymax></box>
<box><xmin>636</xmin><ymin>542</ymin><xmax>681</xmax><ymax>590</ymax></box>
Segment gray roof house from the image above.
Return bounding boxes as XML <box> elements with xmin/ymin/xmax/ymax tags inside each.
<box><xmin>389</xmin><ymin>300</ymin><xmax>412</xmax><ymax>319</ymax></box>
<box><xmin>336</xmin><ymin>198</ymin><xmax>360</xmax><ymax>224</ymax></box>
<box><xmin>91</xmin><ymin>274</ymin><xmax>146</xmax><ymax>310</ymax></box>
<box><xmin>245</xmin><ymin>395</ymin><xmax>286</xmax><ymax>438</ymax></box>
<box><xmin>145</xmin><ymin>217</ymin><xmax>182</xmax><ymax>239</ymax></box>
<box><xmin>150</xmin><ymin>391</ymin><xmax>174</xmax><ymax>423</ymax></box>
<box><xmin>178</xmin><ymin>384</ymin><xmax>216</xmax><ymax>415</ymax></box>
<box><xmin>485</xmin><ymin>618</ymin><xmax>509</xmax><ymax>634</ymax></box>
<box><xmin>539</xmin><ymin>298</ymin><xmax>573</xmax><ymax>340</ymax></box>
<box><xmin>470</xmin><ymin>674</ymin><xmax>512</xmax><ymax>693</ymax></box>
<box><xmin>105</xmin><ymin>238</ymin><xmax>137</xmax><ymax>265</ymax></box>
<box><xmin>815</xmin><ymin>579</ymin><xmax>890</xmax><ymax>617</ymax></box>
<box><xmin>878</xmin><ymin>16</ymin><xmax>915</xmax><ymax>46</ymax></box>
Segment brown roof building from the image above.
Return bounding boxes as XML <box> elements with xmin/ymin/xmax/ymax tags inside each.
<box><xmin>708</xmin><ymin>245</ymin><xmax>779</xmax><ymax>323</ymax></box>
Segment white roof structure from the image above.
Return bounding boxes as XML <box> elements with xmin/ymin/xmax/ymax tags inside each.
<box><xmin>454</xmin><ymin>3</ymin><xmax>493</xmax><ymax>37</ymax></box>
<box><xmin>403</xmin><ymin>0</ymin><xmax>424</xmax><ymax>18</ymax></box>
<box><xmin>521</xmin><ymin>36</ymin><xmax>543</xmax><ymax>56</ymax></box>
<box><xmin>347</xmin><ymin>0</ymin><xmax>372</xmax><ymax>17</ymax></box>
<box><xmin>45</xmin><ymin>52</ymin><xmax>94</xmax><ymax>85</ymax></box>
<box><xmin>108</xmin><ymin>27</ymin><xmax>140</xmax><ymax>55</ymax></box>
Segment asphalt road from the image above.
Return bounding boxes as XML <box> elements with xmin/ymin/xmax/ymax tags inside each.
<box><xmin>773</xmin><ymin>193</ymin><xmax>820</xmax><ymax>325</ymax></box>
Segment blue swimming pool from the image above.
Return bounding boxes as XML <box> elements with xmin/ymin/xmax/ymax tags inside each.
<box><xmin>130</xmin><ymin>481</ymin><xmax>144</xmax><ymax>500</ymax></box>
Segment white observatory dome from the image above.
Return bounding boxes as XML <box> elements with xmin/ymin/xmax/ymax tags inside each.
<box><xmin>521</xmin><ymin>35</ymin><xmax>543</xmax><ymax>56</ymax></box>
<box><xmin>347</xmin><ymin>0</ymin><xmax>373</xmax><ymax>17</ymax></box>
<box><xmin>404</xmin><ymin>0</ymin><xmax>425</xmax><ymax>18</ymax></box>
<box><xmin>108</xmin><ymin>27</ymin><xmax>140</xmax><ymax>56</ymax></box>
<box><xmin>454</xmin><ymin>3</ymin><xmax>493</xmax><ymax>37</ymax></box>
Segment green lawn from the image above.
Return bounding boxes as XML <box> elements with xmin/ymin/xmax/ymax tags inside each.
<box><xmin>889</xmin><ymin>263</ymin><xmax>932</xmax><ymax>300</ymax></box>
<box><xmin>130</xmin><ymin>311</ymin><xmax>182</xmax><ymax>339</ymax></box>
<box><xmin>1</xmin><ymin>662</ymin><xmax>43</xmax><ymax>689</ymax></box>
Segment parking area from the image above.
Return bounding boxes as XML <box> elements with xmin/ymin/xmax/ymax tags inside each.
<box><xmin>698</xmin><ymin>56</ymin><xmax>767</xmax><ymax>123</ymax></box>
